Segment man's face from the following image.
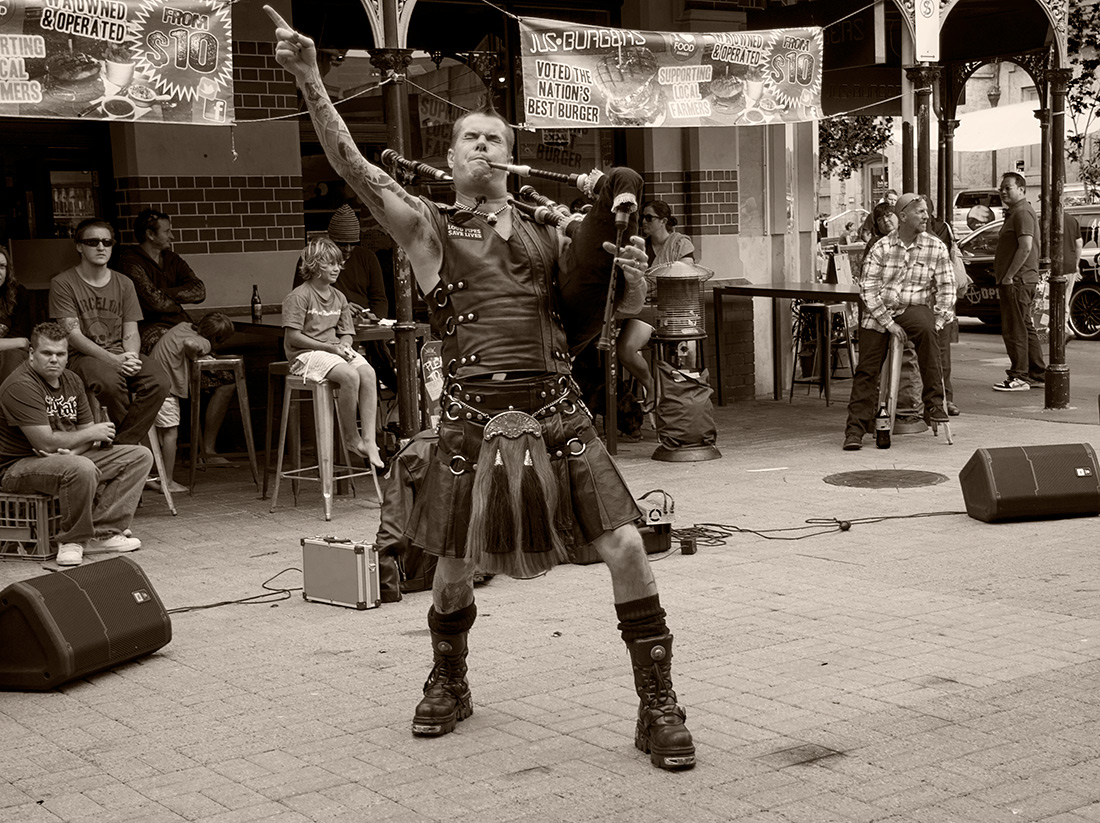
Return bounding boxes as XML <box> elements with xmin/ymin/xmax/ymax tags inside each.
<box><xmin>29</xmin><ymin>337</ymin><xmax>68</xmax><ymax>382</ymax></box>
<box><xmin>76</xmin><ymin>225</ymin><xmax>114</xmax><ymax>267</ymax></box>
<box><xmin>334</xmin><ymin>240</ymin><xmax>358</xmax><ymax>262</ymax></box>
<box><xmin>899</xmin><ymin>200</ymin><xmax>928</xmax><ymax>234</ymax></box>
<box><xmin>999</xmin><ymin>177</ymin><xmax>1025</xmax><ymax>206</ymax></box>
<box><xmin>148</xmin><ymin>218</ymin><xmax>174</xmax><ymax>250</ymax></box>
<box><xmin>885</xmin><ymin>192</ymin><xmax>898</xmax><ymax>207</ymax></box>
<box><xmin>447</xmin><ymin>114</ymin><xmax>512</xmax><ymax>187</ymax></box>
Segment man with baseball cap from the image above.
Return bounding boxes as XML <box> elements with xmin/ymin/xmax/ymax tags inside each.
<box><xmin>843</xmin><ymin>193</ymin><xmax>956</xmax><ymax>450</ymax></box>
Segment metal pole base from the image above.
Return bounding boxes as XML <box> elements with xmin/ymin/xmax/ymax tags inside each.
<box><xmin>651</xmin><ymin>443</ymin><xmax>723</xmax><ymax>463</ymax></box>
<box><xmin>1044</xmin><ymin>363</ymin><xmax>1071</xmax><ymax>410</ymax></box>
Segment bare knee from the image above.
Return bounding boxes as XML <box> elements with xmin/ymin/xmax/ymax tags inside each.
<box><xmin>594</xmin><ymin>523</ymin><xmax>646</xmax><ymax>570</ymax></box>
<box><xmin>328</xmin><ymin>362</ymin><xmax>360</xmax><ymax>390</ymax></box>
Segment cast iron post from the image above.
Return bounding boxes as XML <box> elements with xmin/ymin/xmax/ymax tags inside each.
<box><xmin>1046</xmin><ymin>68</ymin><xmax>1072</xmax><ymax>409</ymax></box>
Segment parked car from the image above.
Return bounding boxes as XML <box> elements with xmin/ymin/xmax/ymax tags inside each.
<box><xmin>954</xmin><ymin>213</ymin><xmax>1100</xmax><ymax>340</ymax></box>
<box><xmin>952</xmin><ymin>189</ymin><xmax>1003</xmax><ymax>238</ymax></box>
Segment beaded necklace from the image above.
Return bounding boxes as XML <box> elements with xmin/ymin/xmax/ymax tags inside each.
<box><xmin>454</xmin><ymin>199</ymin><xmax>510</xmax><ymax>225</ymax></box>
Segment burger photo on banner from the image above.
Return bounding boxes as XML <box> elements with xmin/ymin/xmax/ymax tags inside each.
<box><xmin>519</xmin><ymin>18</ymin><xmax>822</xmax><ymax>130</ymax></box>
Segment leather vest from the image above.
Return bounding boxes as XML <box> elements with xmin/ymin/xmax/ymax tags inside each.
<box><xmin>425</xmin><ymin>201</ymin><xmax>572</xmax><ymax>381</ymax></box>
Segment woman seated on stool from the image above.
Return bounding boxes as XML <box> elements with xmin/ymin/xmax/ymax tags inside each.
<box><xmin>617</xmin><ymin>200</ymin><xmax>695</xmax><ymax>413</ymax></box>
<box><xmin>0</xmin><ymin>247</ymin><xmax>31</xmax><ymax>383</ymax></box>
<box><xmin>283</xmin><ymin>237</ymin><xmax>383</xmax><ymax>468</ymax></box>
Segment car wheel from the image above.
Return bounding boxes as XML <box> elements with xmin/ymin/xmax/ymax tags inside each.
<box><xmin>1069</xmin><ymin>284</ymin><xmax>1100</xmax><ymax>340</ymax></box>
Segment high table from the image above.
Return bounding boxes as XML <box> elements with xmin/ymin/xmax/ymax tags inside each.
<box><xmin>712</xmin><ymin>281</ymin><xmax>862</xmax><ymax>403</ymax></box>
<box><xmin>230</xmin><ymin>313</ymin><xmax>430</xmax><ymax>345</ymax></box>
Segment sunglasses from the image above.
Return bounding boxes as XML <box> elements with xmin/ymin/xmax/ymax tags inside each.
<box><xmin>78</xmin><ymin>237</ymin><xmax>115</xmax><ymax>248</ymax></box>
<box><xmin>642</xmin><ymin>214</ymin><xmax>660</xmax><ymax>222</ymax></box>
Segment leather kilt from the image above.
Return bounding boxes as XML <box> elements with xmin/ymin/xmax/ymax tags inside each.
<box><xmin>404</xmin><ymin>373</ymin><xmax>639</xmax><ymax>558</ymax></box>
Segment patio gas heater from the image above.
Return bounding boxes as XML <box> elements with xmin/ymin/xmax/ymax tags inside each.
<box><xmin>648</xmin><ymin>260</ymin><xmax>722</xmax><ymax>463</ymax></box>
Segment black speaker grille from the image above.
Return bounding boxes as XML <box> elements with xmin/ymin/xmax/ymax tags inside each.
<box><xmin>24</xmin><ymin>573</ymin><xmax>109</xmax><ymax>674</ymax></box>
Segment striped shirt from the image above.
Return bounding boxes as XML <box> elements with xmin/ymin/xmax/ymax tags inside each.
<box><xmin>860</xmin><ymin>230</ymin><xmax>956</xmax><ymax>332</ymax></box>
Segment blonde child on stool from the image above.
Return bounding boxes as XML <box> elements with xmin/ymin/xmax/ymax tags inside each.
<box><xmin>149</xmin><ymin>312</ymin><xmax>236</xmax><ymax>492</ymax></box>
<box><xmin>283</xmin><ymin>236</ymin><xmax>382</xmax><ymax>467</ymax></box>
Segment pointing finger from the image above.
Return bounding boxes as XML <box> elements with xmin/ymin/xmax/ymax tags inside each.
<box><xmin>263</xmin><ymin>4</ymin><xmax>292</xmax><ymax>32</ymax></box>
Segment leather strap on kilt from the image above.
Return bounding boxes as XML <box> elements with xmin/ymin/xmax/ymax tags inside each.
<box><xmin>404</xmin><ymin>375</ymin><xmax>639</xmax><ymax>558</ymax></box>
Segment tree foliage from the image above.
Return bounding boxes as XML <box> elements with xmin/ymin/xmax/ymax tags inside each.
<box><xmin>1067</xmin><ymin>0</ymin><xmax>1100</xmax><ymax>196</ymax></box>
<box><xmin>818</xmin><ymin>115</ymin><xmax>894</xmax><ymax>179</ymax></box>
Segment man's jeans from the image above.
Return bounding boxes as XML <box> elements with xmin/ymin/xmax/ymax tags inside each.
<box><xmin>845</xmin><ymin>305</ymin><xmax>944</xmax><ymax>436</ymax></box>
<box><xmin>997</xmin><ymin>281</ymin><xmax>1046</xmax><ymax>381</ymax></box>
<box><xmin>0</xmin><ymin>445</ymin><xmax>153</xmax><ymax>544</ymax></box>
<box><xmin>70</xmin><ymin>354</ymin><xmax>170</xmax><ymax>445</ymax></box>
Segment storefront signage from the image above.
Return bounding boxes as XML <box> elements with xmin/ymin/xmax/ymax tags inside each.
<box><xmin>518</xmin><ymin>17</ymin><xmax>822</xmax><ymax>129</ymax></box>
<box><xmin>0</xmin><ymin>0</ymin><xmax>234</xmax><ymax>124</ymax></box>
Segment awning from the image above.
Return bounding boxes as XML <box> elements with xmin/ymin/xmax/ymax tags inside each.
<box><xmin>953</xmin><ymin>102</ymin><xmax>1100</xmax><ymax>153</ymax></box>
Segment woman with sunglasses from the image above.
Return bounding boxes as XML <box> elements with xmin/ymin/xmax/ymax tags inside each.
<box><xmin>618</xmin><ymin>200</ymin><xmax>695</xmax><ymax>414</ymax></box>
<box><xmin>0</xmin><ymin>247</ymin><xmax>32</xmax><ymax>382</ymax></box>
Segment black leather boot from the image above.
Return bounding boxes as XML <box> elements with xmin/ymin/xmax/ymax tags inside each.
<box><xmin>629</xmin><ymin>634</ymin><xmax>695</xmax><ymax>770</ymax></box>
<box><xmin>411</xmin><ymin>631</ymin><xmax>472</xmax><ymax>736</ymax></box>
<box><xmin>378</xmin><ymin>550</ymin><xmax>402</xmax><ymax>603</ymax></box>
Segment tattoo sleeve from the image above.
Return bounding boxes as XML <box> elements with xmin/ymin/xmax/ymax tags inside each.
<box><xmin>298</xmin><ymin>71</ymin><xmax>441</xmax><ymax>267</ymax></box>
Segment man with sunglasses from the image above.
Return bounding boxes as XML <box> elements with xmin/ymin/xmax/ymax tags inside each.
<box><xmin>48</xmin><ymin>219</ymin><xmax>169</xmax><ymax>446</ymax></box>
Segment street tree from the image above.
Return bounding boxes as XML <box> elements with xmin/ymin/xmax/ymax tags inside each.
<box><xmin>818</xmin><ymin>115</ymin><xmax>894</xmax><ymax>179</ymax></box>
<box><xmin>1067</xmin><ymin>0</ymin><xmax>1100</xmax><ymax>199</ymax></box>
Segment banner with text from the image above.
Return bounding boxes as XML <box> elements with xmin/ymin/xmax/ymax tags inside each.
<box><xmin>0</xmin><ymin>0</ymin><xmax>234</xmax><ymax>124</ymax></box>
<box><xmin>519</xmin><ymin>17</ymin><xmax>822</xmax><ymax>129</ymax></box>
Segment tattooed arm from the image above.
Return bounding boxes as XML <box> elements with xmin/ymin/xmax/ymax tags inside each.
<box><xmin>265</xmin><ymin>6</ymin><xmax>442</xmax><ymax>292</ymax></box>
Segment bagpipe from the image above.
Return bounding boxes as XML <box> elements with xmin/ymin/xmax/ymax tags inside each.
<box><xmin>379</xmin><ymin>150</ymin><xmax>643</xmax><ymax>353</ymax></box>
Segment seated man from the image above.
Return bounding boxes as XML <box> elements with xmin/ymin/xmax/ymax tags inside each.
<box><xmin>0</xmin><ymin>323</ymin><xmax>153</xmax><ymax>566</ymax></box>
<box><xmin>843</xmin><ymin>193</ymin><xmax>956</xmax><ymax>450</ymax></box>
<box><xmin>49</xmin><ymin>218</ymin><xmax>170</xmax><ymax>445</ymax></box>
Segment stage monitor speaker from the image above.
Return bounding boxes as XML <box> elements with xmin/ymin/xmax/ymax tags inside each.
<box><xmin>959</xmin><ymin>443</ymin><xmax>1100</xmax><ymax>523</ymax></box>
<box><xmin>0</xmin><ymin>556</ymin><xmax>171</xmax><ymax>691</ymax></box>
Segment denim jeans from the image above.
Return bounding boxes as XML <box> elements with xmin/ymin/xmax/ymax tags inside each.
<box><xmin>997</xmin><ymin>281</ymin><xmax>1046</xmax><ymax>381</ymax></box>
<box><xmin>845</xmin><ymin>305</ymin><xmax>944</xmax><ymax>436</ymax></box>
<box><xmin>69</xmin><ymin>354</ymin><xmax>170</xmax><ymax>445</ymax></box>
<box><xmin>0</xmin><ymin>445</ymin><xmax>153</xmax><ymax>544</ymax></box>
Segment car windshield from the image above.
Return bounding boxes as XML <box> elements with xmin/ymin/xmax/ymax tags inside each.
<box><xmin>961</xmin><ymin>223</ymin><xmax>1002</xmax><ymax>256</ymax></box>
<box><xmin>956</xmin><ymin>192</ymin><xmax>1002</xmax><ymax>209</ymax></box>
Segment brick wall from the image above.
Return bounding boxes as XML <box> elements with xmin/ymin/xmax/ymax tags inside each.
<box><xmin>645</xmin><ymin>169</ymin><xmax>739</xmax><ymax>236</ymax></box>
<box><xmin>114</xmin><ymin>174</ymin><xmax>304</xmax><ymax>256</ymax></box>
<box><xmin>112</xmin><ymin>41</ymin><xmax>304</xmax><ymax>256</ymax></box>
<box><xmin>703</xmin><ymin>291</ymin><xmax>755</xmax><ymax>402</ymax></box>
<box><xmin>232</xmin><ymin>41</ymin><xmax>299</xmax><ymax>122</ymax></box>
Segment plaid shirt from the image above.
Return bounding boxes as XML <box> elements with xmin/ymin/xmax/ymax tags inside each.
<box><xmin>860</xmin><ymin>230</ymin><xmax>956</xmax><ymax>332</ymax></box>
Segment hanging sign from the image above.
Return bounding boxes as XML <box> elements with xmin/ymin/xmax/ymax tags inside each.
<box><xmin>518</xmin><ymin>17</ymin><xmax>822</xmax><ymax>129</ymax></box>
<box><xmin>0</xmin><ymin>0</ymin><xmax>234</xmax><ymax>125</ymax></box>
<box><xmin>914</xmin><ymin>0</ymin><xmax>940</xmax><ymax>63</ymax></box>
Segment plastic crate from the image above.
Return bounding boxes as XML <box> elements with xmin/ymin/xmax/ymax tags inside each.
<box><xmin>0</xmin><ymin>492</ymin><xmax>61</xmax><ymax>561</ymax></box>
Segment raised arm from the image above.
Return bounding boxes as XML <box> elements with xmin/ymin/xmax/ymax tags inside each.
<box><xmin>265</xmin><ymin>6</ymin><xmax>440</xmax><ymax>282</ymax></box>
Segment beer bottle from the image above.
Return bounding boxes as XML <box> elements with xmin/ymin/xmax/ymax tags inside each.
<box><xmin>251</xmin><ymin>284</ymin><xmax>263</xmax><ymax>323</ymax></box>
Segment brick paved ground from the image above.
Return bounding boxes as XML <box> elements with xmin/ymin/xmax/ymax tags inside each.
<box><xmin>2</xmin><ymin>330</ymin><xmax>1099</xmax><ymax>822</ymax></box>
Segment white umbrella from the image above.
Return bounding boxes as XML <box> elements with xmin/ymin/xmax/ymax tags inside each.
<box><xmin>953</xmin><ymin>102</ymin><xmax>1100</xmax><ymax>152</ymax></box>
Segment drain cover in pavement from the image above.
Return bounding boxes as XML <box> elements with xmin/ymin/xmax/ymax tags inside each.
<box><xmin>823</xmin><ymin>469</ymin><xmax>949</xmax><ymax>488</ymax></box>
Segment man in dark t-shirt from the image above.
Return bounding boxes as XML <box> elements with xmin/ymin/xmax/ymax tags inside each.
<box><xmin>0</xmin><ymin>323</ymin><xmax>153</xmax><ymax>566</ymax></box>
<box><xmin>992</xmin><ymin>173</ymin><xmax>1046</xmax><ymax>391</ymax></box>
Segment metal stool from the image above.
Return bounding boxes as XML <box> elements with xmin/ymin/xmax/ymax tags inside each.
<box><xmin>265</xmin><ymin>362</ymin><xmax>376</xmax><ymax>521</ymax></box>
<box><xmin>790</xmin><ymin>302</ymin><xmax>857</xmax><ymax>405</ymax></box>
<box><xmin>188</xmin><ymin>356</ymin><xmax>259</xmax><ymax>492</ymax></box>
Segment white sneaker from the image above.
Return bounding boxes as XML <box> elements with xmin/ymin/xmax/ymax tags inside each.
<box><xmin>56</xmin><ymin>543</ymin><xmax>84</xmax><ymax>566</ymax></box>
<box><xmin>992</xmin><ymin>377</ymin><xmax>1030</xmax><ymax>392</ymax></box>
<box><xmin>87</xmin><ymin>534</ymin><xmax>142</xmax><ymax>553</ymax></box>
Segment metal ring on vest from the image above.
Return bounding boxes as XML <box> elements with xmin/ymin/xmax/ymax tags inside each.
<box><xmin>565</xmin><ymin>437</ymin><xmax>586</xmax><ymax>457</ymax></box>
<box><xmin>449</xmin><ymin>454</ymin><xmax>469</xmax><ymax>475</ymax></box>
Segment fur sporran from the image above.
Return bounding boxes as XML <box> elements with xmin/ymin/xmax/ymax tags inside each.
<box><xmin>467</xmin><ymin>411</ymin><xmax>567</xmax><ymax>578</ymax></box>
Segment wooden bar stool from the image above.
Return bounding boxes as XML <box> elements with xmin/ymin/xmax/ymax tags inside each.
<box><xmin>188</xmin><ymin>355</ymin><xmax>259</xmax><ymax>492</ymax></box>
<box><xmin>266</xmin><ymin>364</ymin><xmax>376</xmax><ymax>521</ymax></box>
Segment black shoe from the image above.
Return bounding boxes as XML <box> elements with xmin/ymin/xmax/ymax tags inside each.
<box><xmin>946</xmin><ymin>402</ymin><xmax>961</xmax><ymax>416</ymax></box>
<box><xmin>843</xmin><ymin>434</ymin><xmax>863</xmax><ymax>451</ymax></box>
<box><xmin>927</xmin><ymin>407</ymin><xmax>949</xmax><ymax>424</ymax></box>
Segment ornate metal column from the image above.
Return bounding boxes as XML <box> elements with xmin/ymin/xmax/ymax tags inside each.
<box><xmin>1046</xmin><ymin>67</ymin><xmax>1072</xmax><ymax>409</ymax></box>
<box><xmin>1036</xmin><ymin>107</ymin><xmax>1051</xmax><ymax>261</ymax></box>
<box><xmin>942</xmin><ymin>118</ymin><xmax>959</xmax><ymax>225</ymax></box>
<box><xmin>906</xmin><ymin>65</ymin><xmax>940</xmax><ymax>198</ymax></box>
<box><xmin>364</xmin><ymin>0</ymin><xmax>419</xmax><ymax>435</ymax></box>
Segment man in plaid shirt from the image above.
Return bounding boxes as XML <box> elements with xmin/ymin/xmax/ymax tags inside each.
<box><xmin>843</xmin><ymin>193</ymin><xmax>956</xmax><ymax>450</ymax></box>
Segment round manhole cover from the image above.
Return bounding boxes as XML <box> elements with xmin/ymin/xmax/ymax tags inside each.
<box><xmin>823</xmin><ymin>469</ymin><xmax>949</xmax><ymax>489</ymax></box>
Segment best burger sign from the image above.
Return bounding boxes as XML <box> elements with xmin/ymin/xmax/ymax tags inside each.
<box><xmin>519</xmin><ymin>17</ymin><xmax>822</xmax><ymax>129</ymax></box>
